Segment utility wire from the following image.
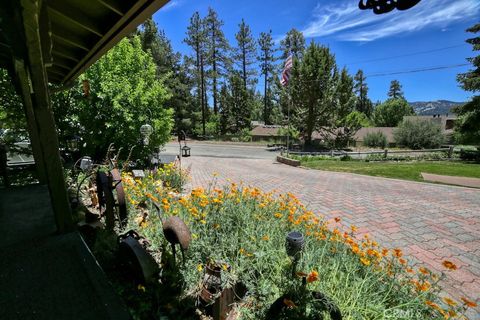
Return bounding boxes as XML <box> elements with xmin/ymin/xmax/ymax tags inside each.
<box><xmin>344</xmin><ymin>44</ymin><xmax>467</xmax><ymax>65</ymax></box>
<box><xmin>255</xmin><ymin>63</ymin><xmax>470</xmax><ymax>84</ymax></box>
<box><xmin>366</xmin><ymin>63</ymin><xmax>470</xmax><ymax>77</ymax></box>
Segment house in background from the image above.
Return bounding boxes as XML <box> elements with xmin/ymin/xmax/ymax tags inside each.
<box><xmin>354</xmin><ymin>127</ymin><xmax>395</xmax><ymax>147</ymax></box>
<box><xmin>250</xmin><ymin>125</ymin><xmax>286</xmax><ymax>142</ymax></box>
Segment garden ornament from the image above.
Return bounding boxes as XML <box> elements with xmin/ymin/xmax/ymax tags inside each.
<box><xmin>118</xmin><ymin>230</ymin><xmax>159</xmax><ymax>283</ymax></box>
<box><xmin>140</xmin><ymin>124</ymin><xmax>153</xmax><ymax>145</ymax></box>
<box><xmin>359</xmin><ymin>0</ymin><xmax>421</xmax><ymax>14</ymax></box>
<box><xmin>264</xmin><ymin>231</ymin><xmax>342</xmax><ymax>319</ymax></box>
<box><xmin>151</xmin><ymin>201</ymin><xmax>191</xmax><ymax>264</ymax></box>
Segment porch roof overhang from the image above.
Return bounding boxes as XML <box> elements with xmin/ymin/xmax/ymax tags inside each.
<box><xmin>0</xmin><ymin>0</ymin><xmax>169</xmax><ymax>85</ymax></box>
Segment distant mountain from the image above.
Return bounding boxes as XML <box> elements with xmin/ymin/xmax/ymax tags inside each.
<box><xmin>409</xmin><ymin>100</ymin><xmax>464</xmax><ymax>116</ymax></box>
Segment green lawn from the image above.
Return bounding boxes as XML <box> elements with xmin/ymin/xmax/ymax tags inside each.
<box><xmin>299</xmin><ymin>160</ymin><xmax>480</xmax><ymax>182</ymax></box>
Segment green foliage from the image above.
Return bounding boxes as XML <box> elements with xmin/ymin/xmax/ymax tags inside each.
<box><xmin>219</xmin><ymin>72</ymin><xmax>253</xmax><ymax>134</ymax></box>
<box><xmin>234</xmin><ymin>19</ymin><xmax>257</xmax><ymax>90</ymax></box>
<box><xmin>373</xmin><ymin>98</ymin><xmax>415</xmax><ymax>127</ymax></box>
<box><xmin>121</xmin><ymin>179</ymin><xmax>463</xmax><ymax>319</ymax></box>
<box><xmin>205</xmin><ymin>7</ymin><xmax>231</xmax><ymax>114</ymax></box>
<box><xmin>353</xmin><ymin>69</ymin><xmax>373</xmax><ymax>117</ymax></box>
<box><xmin>291</xmin><ymin>42</ymin><xmax>338</xmax><ymax>146</ymax></box>
<box><xmin>139</xmin><ymin>19</ymin><xmax>196</xmax><ymax>135</ymax></box>
<box><xmin>0</xmin><ymin>68</ymin><xmax>26</xmax><ymax>131</ymax></box>
<box><xmin>258</xmin><ymin>30</ymin><xmax>276</xmax><ymax>124</ymax></box>
<box><xmin>394</xmin><ymin>119</ymin><xmax>445</xmax><ymax>149</ymax></box>
<box><xmin>387</xmin><ymin>80</ymin><xmax>405</xmax><ymax>100</ymax></box>
<box><xmin>76</xmin><ymin>37</ymin><xmax>173</xmax><ymax>158</ymax></box>
<box><xmin>455</xmin><ymin>22</ymin><xmax>480</xmax><ymax>144</ymax></box>
<box><xmin>277</xmin><ymin>126</ymin><xmax>300</xmax><ymax>140</ymax></box>
<box><xmin>280</xmin><ymin>28</ymin><xmax>305</xmax><ymax>59</ymax></box>
<box><xmin>363</xmin><ymin>131</ymin><xmax>388</xmax><ymax>149</ymax></box>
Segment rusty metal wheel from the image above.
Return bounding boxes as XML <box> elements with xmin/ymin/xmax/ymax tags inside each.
<box><xmin>111</xmin><ymin>168</ymin><xmax>127</xmax><ymax>226</ymax></box>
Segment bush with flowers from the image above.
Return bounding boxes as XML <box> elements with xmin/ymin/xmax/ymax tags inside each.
<box><xmin>119</xmin><ymin>173</ymin><xmax>477</xmax><ymax>319</ymax></box>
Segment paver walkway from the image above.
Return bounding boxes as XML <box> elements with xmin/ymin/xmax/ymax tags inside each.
<box><xmin>183</xmin><ymin>156</ymin><xmax>480</xmax><ymax>317</ymax></box>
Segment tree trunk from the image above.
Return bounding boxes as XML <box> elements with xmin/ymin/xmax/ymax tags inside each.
<box><xmin>263</xmin><ymin>59</ymin><xmax>268</xmax><ymax>124</ymax></box>
<box><xmin>242</xmin><ymin>45</ymin><xmax>247</xmax><ymax>91</ymax></box>
<box><xmin>200</xmin><ymin>53</ymin><xmax>206</xmax><ymax>136</ymax></box>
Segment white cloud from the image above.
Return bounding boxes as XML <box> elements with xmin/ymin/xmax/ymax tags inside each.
<box><xmin>162</xmin><ymin>0</ymin><xmax>182</xmax><ymax>12</ymax></box>
<box><xmin>300</xmin><ymin>0</ymin><xmax>480</xmax><ymax>42</ymax></box>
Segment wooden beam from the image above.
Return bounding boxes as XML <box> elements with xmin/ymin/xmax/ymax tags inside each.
<box><xmin>52</xmin><ymin>31</ymin><xmax>90</xmax><ymax>52</ymax></box>
<box><xmin>97</xmin><ymin>0</ymin><xmax>125</xmax><ymax>16</ymax></box>
<box><xmin>52</xmin><ymin>49</ymin><xmax>79</xmax><ymax>62</ymax></box>
<box><xmin>47</xmin><ymin>2</ymin><xmax>104</xmax><ymax>37</ymax></box>
<box><xmin>20</xmin><ymin>0</ymin><xmax>73</xmax><ymax>233</ymax></box>
<box><xmin>14</xmin><ymin>59</ymin><xmax>48</xmax><ymax>185</ymax></box>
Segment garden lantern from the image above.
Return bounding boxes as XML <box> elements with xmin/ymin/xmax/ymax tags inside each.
<box><xmin>66</xmin><ymin>136</ymin><xmax>80</xmax><ymax>152</ymax></box>
<box><xmin>140</xmin><ymin>124</ymin><xmax>153</xmax><ymax>145</ymax></box>
<box><xmin>286</xmin><ymin>231</ymin><xmax>305</xmax><ymax>276</ymax></box>
<box><xmin>182</xmin><ymin>145</ymin><xmax>191</xmax><ymax>157</ymax></box>
<box><xmin>286</xmin><ymin>231</ymin><xmax>305</xmax><ymax>258</ymax></box>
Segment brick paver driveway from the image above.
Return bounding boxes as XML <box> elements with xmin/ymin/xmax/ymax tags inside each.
<box><xmin>182</xmin><ymin>155</ymin><xmax>480</xmax><ymax>315</ymax></box>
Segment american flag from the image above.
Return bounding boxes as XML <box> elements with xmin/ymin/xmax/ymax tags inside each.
<box><xmin>280</xmin><ymin>54</ymin><xmax>293</xmax><ymax>86</ymax></box>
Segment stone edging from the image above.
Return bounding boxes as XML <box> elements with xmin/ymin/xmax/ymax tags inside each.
<box><xmin>276</xmin><ymin>155</ymin><xmax>300</xmax><ymax>167</ymax></box>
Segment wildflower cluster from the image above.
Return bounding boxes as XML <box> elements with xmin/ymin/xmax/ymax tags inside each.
<box><xmin>122</xmin><ymin>175</ymin><xmax>476</xmax><ymax>319</ymax></box>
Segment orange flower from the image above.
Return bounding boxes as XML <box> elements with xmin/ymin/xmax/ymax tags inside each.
<box><xmin>261</xmin><ymin>235</ymin><xmax>270</xmax><ymax>241</ymax></box>
<box><xmin>307</xmin><ymin>270</ymin><xmax>319</xmax><ymax>283</ymax></box>
<box><xmin>460</xmin><ymin>297</ymin><xmax>477</xmax><ymax>308</ymax></box>
<box><xmin>350</xmin><ymin>225</ymin><xmax>358</xmax><ymax>232</ymax></box>
<box><xmin>283</xmin><ymin>298</ymin><xmax>296</xmax><ymax>308</ymax></box>
<box><xmin>442</xmin><ymin>260</ymin><xmax>457</xmax><ymax>271</ymax></box>
<box><xmin>399</xmin><ymin>258</ymin><xmax>407</xmax><ymax>265</ymax></box>
<box><xmin>334</xmin><ymin>217</ymin><xmax>341</xmax><ymax>223</ymax></box>
<box><xmin>393</xmin><ymin>248</ymin><xmax>403</xmax><ymax>258</ymax></box>
<box><xmin>381</xmin><ymin>248</ymin><xmax>389</xmax><ymax>257</ymax></box>
<box><xmin>425</xmin><ymin>300</ymin><xmax>440</xmax><ymax>310</ymax></box>
<box><xmin>442</xmin><ymin>297</ymin><xmax>457</xmax><ymax>307</ymax></box>
<box><xmin>419</xmin><ymin>267</ymin><xmax>430</xmax><ymax>275</ymax></box>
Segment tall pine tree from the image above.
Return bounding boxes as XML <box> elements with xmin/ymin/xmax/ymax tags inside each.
<box><xmin>291</xmin><ymin>42</ymin><xmax>338</xmax><ymax>146</ymax></box>
<box><xmin>258</xmin><ymin>30</ymin><xmax>276</xmax><ymax>124</ymax></box>
<box><xmin>233</xmin><ymin>19</ymin><xmax>257</xmax><ymax>91</ymax></box>
<box><xmin>184</xmin><ymin>12</ymin><xmax>208</xmax><ymax>136</ymax></box>
<box><xmin>354</xmin><ymin>69</ymin><xmax>373</xmax><ymax>117</ymax></box>
<box><xmin>388</xmin><ymin>79</ymin><xmax>404</xmax><ymax>100</ymax></box>
<box><xmin>280</xmin><ymin>28</ymin><xmax>305</xmax><ymax>59</ymax></box>
<box><xmin>205</xmin><ymin>7</ymin><xmax>230</xmax><ymax>115</ymax></box>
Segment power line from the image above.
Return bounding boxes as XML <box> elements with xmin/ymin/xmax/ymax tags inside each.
<box><xmin>366</xmin><ymin>63</ymin><xmax>470</xmax><ymax>77</ymax></box>
<box><xmin>344</xmin><ymin>44</ymin><xmax>467</xmax><ymax>66</ymax></box>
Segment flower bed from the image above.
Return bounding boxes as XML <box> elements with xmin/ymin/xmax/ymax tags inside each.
<box><xmin>120</xmin><ymin>172</ymin><xmax>476</xmax><ymax>319</ymax></box>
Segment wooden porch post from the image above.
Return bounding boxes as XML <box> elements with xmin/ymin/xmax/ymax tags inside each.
<box><xmin>20</xmin><ymin>0</ymin><xmax>73</xmax><ymax>232</ymax></box>
<box><xmin>14</xmin><ymin>59</ymin><xmax>48</xmax><ymax>185</ymax></box>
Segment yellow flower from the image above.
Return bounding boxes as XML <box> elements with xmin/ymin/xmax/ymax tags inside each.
<box><xmin>197</xmin><ymin>264</ymin><xmax>203</xmax><ymax>272</ymax></box>
<box><xmin>274</xmin><ymin>213</ymin><xmax>282</xmax><ymax>218</ymax></box>
<box><xmin>419</xmin><ymin>267</ymin><xmax>430</xmax><ymax>275</ymax></box>
<box><xmin>360</xmin><ymin>257</ymin><xmax>371</xmax><ymax>266</ymax></box>
<box><xmin>350</xmin><ymin>225</ymin><xmax>358</xmax><ymax>232</ymax></box>
<box><xmin>137</xmin><ymin>284</ymin><xmax>146</xmax><ymax>292</ymax></box>
<box><xmin>140</xmin><ymin>221</ymin><xmax>149</xmax><ymax>228</ymax></box>
<box><xmin>261</xmin><ymin>235</ymin><xmax>270</xmax><ymax>241</ymax></box>
<box><xmin>200</xmin><ymin>219</ymin><xmax>206</xmax><ymax>224</ymax></box>
<box><xmin>192</xmin><ymin>233</ymin><xmax>198</xmax><ymax>239</ymax></box>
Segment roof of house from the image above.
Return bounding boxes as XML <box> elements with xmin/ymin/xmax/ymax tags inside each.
<box><xmin>354</xmin><ymin>127</ymin><xmax>395</xmax><ymax>143</ymax></box>
<box><xmin>251</xmin><ymin>125</ymin><xmax>285</xmax><ymax>136</ymax></box>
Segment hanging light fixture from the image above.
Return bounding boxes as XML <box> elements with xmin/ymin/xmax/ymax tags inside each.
<box><xmin>140</xmin><ymin>124</ymin><xmax>153</xmax><ymax>145</ymax></box>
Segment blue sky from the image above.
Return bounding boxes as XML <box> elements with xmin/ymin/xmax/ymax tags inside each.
<box><xmin>153</xmin><ymin>0</ymin><xmax>480</xmax><ymax>103</ymax></box>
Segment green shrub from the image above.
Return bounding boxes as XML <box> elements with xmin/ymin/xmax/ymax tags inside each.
<box><xmin>363</xmin><ymin>131</ymin><xmax>388</xmax><ymax>149</ymax></box>
<box><xmin>394</xmin><ymin>119</ymin><xmax>445</xmax><ymax>150</ymax></box>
